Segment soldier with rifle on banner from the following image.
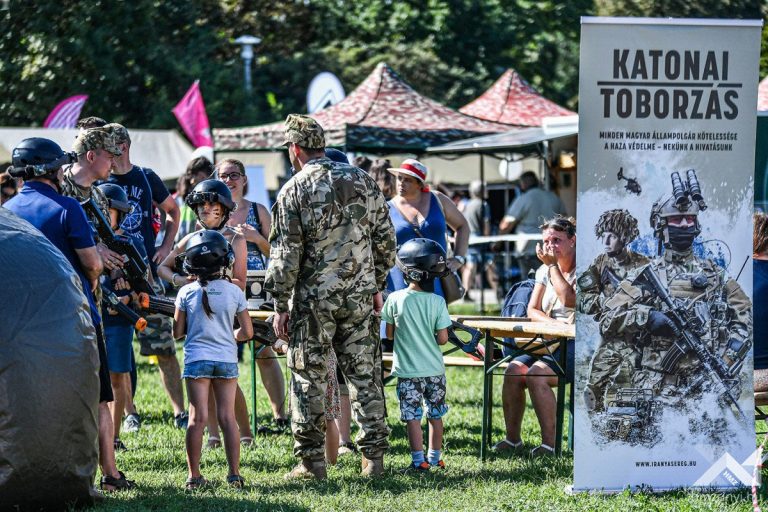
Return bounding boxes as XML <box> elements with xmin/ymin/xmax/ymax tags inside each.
<box><xmin>598</xmin><ymin>170</ymin><xmax>752</xmax><ymax>437</ymax></box>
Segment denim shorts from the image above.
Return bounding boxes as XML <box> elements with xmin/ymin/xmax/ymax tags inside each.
<box><xmin>183</xmin><ymin>359</ymin><xmax>239</xmax><ymax>379</ymax></box>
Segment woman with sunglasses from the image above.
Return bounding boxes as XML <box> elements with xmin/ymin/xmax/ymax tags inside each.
<box><xmin>495</xmin><ymin>215</ymin><xmax>576</xmax><ymax>457</ymax></box>
<box><xmin>215</xmin><ymin>159</ymin><xmax>289</xmax><ymax>435</ymax></box>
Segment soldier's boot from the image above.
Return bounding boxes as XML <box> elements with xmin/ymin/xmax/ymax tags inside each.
<box><xmin>361</xmin><ymin>454</ymin><xmax>384</xmax><ymax>478</ymax></box>
<box><xmin>284</xmin><ymin>457</ymin><xmax>327</xmax><ymax>481</ymax></box>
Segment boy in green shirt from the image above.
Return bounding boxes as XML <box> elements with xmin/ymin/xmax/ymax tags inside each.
<box><xmin>381</xmin><ymin>239</ymin><xmax>452</xmax><ymax>471</ymax></box>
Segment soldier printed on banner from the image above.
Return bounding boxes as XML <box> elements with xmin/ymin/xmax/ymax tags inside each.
<box><xmin>596</xmin><ymin>170</ymin><xmax>752</xmax><ymax>444</ymax></box>
<box><xmin>577</xmin><ymin>209</ymin><xmax>649</xmax><ymax>414</ymax></box>
<box><xmin>265</xmin><ymin>114</ymin><xmax>396</xmax><ymax>479</ymax></box>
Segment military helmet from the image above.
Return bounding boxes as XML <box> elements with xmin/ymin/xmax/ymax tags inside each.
<box><xmin>397</xmin><ymin>238</ymin><xmax>448</xmax><ymax>283</ymax></box>
<box><xmin>183</xmin><ymin>229</ymin><xmax>235</xmax><ymax>277</ymax></box>
<box><xmin>595</xmin><ymin>209</ymin><xmax>639</xmax><ymax>246</ymax></box>
<box><xmin>8</xmin><ymin>138</ymin><xmax>76</xmax><ymax>180</ymax></box>
<box><xmin>650</xmin><ymin>171</ymin><xmax>706</xmax><ymax>252</ymax></box>
<box><xmin>97</xmin><ymin>183</ymin><xmax>132</xmax><ymax>227</ymax></box>
<box><xmin>186</xmin><ymin>179</ymin><xmax>236</xmax><ymax>228</ymax></box>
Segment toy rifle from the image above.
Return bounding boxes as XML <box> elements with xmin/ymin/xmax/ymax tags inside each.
<box><xmin>103</xmin><ymin>289</ymin><xmax>147</xmax><ymax>332</ymax></box>
<box><xmin>446</xmin><ymin>321</ymin><xmax>484</xmax><ymax>360</ymax></box>
<box><xmin>81</xmin><ymin>198</ymin><xmax>153</xmax><ymax>296</ymax></box>
<box><xmin>633</xmin><ymin>266</ymin><xmax>747</xmax><ymax>423</ymax></box>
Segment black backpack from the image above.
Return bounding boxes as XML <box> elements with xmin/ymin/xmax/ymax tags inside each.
<box><xmin>500</xmin><ymin>278</ymin><xmax>535</xmax><ymax>357</ymax></box>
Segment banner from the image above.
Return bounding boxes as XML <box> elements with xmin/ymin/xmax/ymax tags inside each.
<box><xmin>43</xmin><ymin>95</ymin><xmax>88</xmax><ymax>128</ymax></box>
<box><xmin>172</xmin><ymin>81</ymin><xmax>213</xmax><ymax>148</ymax></box>
<box><xmin>574</xmin><ymin>18</ymin><xmax>761</xmax><ymax>492</ymax></box>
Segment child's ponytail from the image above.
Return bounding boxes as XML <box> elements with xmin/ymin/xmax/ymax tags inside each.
<box><xmin>199</xmin><ymin>276</ymin><xmax>214</xmax><ymax>318</ymax></box>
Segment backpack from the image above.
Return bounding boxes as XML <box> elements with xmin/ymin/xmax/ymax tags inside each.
<box><xmin>500</xmin><ymin>278</ymin><xmax>535</xmax><ymax>357</ymax></box>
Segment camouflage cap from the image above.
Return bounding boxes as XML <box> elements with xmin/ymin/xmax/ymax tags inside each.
<box><xmin>283</xmin><ymin>114</ymin><xmax>325</xmax><ymax>149</ymax></box>
<box><xmin>104</xmin><ymin>123</ymin><xmax>131</xmax><ymax>145</ymax></box>
<box><xmin>73</xmin><ymin>128</ymin><xmax>122</xmax><ymax>156</ymax></box>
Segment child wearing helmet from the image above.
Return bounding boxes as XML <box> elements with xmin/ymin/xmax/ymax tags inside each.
<box><xmin>158</xmin><ymin>178</ymin><xmax>254</xmax><ymax>448</ymax></box>
<box><xmin>172</xmin><ymin>230</ymin><xmax>253</xmax><ymax>490</ymax></box>
<box><xmin>96</xmin><ymin>182</ymin><xmax>148</xmax><ymax>450</ymax></box>
<box><xmin>381</xmin><ymin>238</ymin><xmax>452</xmax><ymax>472</ymax></box>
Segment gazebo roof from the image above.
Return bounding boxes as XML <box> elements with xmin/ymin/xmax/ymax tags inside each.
<box><xmin>759</xmin><ymin>76</ymin><xmax>768</xmax><ymax>112</ymax></box>
<box><xmin>214</xmin><ymin>62</ymin><xmax>510</xmax><ymax>152</ymax></box>
<box><xmin>459</xmin><ymin>69</ymin><xmax>575</xmax><ymax>127</ymax></box>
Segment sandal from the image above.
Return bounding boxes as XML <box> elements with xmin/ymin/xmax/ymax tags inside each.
<box><xmin>185</xmin><ymin>476</ymin><xmax>208</xmax><ymax>490</ymax></box>
<box><xmin>207</xmin><ymin>436</ymin><xmax>221</xmax><ymax>449</ymax></box>
<box><xmin>530</xmin><ymin>444</ymin><xmax>555</xmax><ymax>458</ymax></box>
<box><xmin>240</xmin><ymin>436</ymin><xmax>254</xmax><ymax>447</ymax></box>
<box><xmin>100</xmin><ymin>471</ymin><xmax>136</xmax><ymax>491</ymax></box>
<box><xmin>492</xmin><ymin>438</ymin><xmax>524</xmax><ymax>453</ymax></box>
<box><xmin>227</xmin><ymin>474</ymin><xmax>246</xmax><ymax>489</ymax></box>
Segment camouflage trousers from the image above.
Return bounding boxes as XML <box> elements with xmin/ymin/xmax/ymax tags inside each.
<box><xmin>587</xmin><ymin>338</ymin><xmax>636</xmax><ymax>411</ymax></box>
<box><xmin>287</xmin><ymin>293</ymin><xmax>389</xmax><ymax>460</ymax></box>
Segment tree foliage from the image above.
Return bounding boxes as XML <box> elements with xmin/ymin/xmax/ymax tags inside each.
<box><xmin>1</xmin><ymin>0</ymin><xmax>766</xmax><ymax>134</ymax></box>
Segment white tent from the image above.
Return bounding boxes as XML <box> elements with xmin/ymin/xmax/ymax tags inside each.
<box><xmin>0</xmin><ymin>127</ymin><xmax>194</xmax><ymax>181</ymax></box>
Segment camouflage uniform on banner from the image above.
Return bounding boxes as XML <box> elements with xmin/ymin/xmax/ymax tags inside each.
<box><xmin>577</xmin><ymin>209</ymin><xmax>649</xmax><ymax>411</ymax></box>
<box><xmin>598</xmin><ymin>175</ymin><xmax>752</xmax><ymax>414</ymax></box>
<box><xmin>265</xmin><ymin>115</ymin><xmax>396</xmax><ymax>468</ymax></box>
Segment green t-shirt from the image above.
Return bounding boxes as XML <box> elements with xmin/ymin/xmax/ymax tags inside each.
<box><xmin>381</xmin><ymin>288</ymin><xmax>452</xmax><ymax>378</ymax></box>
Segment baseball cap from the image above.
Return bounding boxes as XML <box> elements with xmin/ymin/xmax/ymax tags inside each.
<box><xmin>104</xmin><ymin>123</ymin><xmax>131</xmax><ymax>145</ymax></box>
<box><xmin>73</xmin><ymin>128</ymin><xmax>122</xmax><ymax>156</ymax></box>
<box><xmin>283</xmin><ymin>114</ymin><xmax>325</xmax><ymax>149</ymax></box>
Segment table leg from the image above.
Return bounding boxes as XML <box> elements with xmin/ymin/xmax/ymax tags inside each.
<box><xmin>250</xmin><ymin>340</ymin><xmax>257</xmax><ymax>437</ymax></box>
<box><xmin>554</xmin><ymin>338</ymin><xmax>566</xmax><ymax>456</ymax></box>
<box><xmin>481</xmin><ymin>328</ymin><xmax>494</xmax><ymax>462</ymax></box>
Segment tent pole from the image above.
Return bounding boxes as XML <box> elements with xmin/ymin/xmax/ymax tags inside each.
<box><xmin>480</xmin><ymin>154</ymin><xmax>486</xmax><ymax>314</ymax></box>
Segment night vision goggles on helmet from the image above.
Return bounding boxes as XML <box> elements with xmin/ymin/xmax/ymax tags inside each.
<box><xmin>183</xmin><ymin>230</ymin><xmax>235</xmax><ymax>277</ymax></box>
<box><xmin>185</xmin><ymin>179</ymin><xmax>236</xmax><ymax>229</ymax></box>
<box><xmin>8</xmin><ymin>138</ymin><xmax>77</xmax><ymax>180</ymax></box>
<box><xmin>650</xmin><ymin>169</ymin><xmax>707</xmax><ymax>254</ymax></box>
<box><xmin>396</xmin><ymin>238</ymin><xmax>448</xmax><ymax>285</ymax></box>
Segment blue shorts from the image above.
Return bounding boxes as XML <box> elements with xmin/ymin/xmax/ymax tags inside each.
<box><xmin>468</xmin><ymin>246</ymin><xmax>493</xmax><ymax>266</ymax></box>
<box><xmin>183</xmin><ymin>360</ymin><xmax>239</xmax><ymax>379</ymax></box>
<box><xmin>397</xmin><ymin>375</ymin><xmax>449</xmax><ymax>421</ymax></box>
<box><xmin>103</xmin><ymin>323</ymin><xmax>135</xmax><ymax>373</ymax></box>
<box><xmin>513</xmin><ymin>339</ymin><xmax>574</xmax><ymax>383</ymax></box>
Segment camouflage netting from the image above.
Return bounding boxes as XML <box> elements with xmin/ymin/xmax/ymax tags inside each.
<box><xmin>0</xmin><ymin>208</ymin><xmax>99</xmax><ymax>510</ymax></box>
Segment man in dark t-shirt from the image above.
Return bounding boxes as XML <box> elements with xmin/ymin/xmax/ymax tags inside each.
<box><xmin>104</xmin><ymin>123</ymin><xmax>186</xmax><ymax>428</ymax></box>
<box><xmin>461</xmin><ymin>180</ymin><xmax>497</xmax><ymax>300</ymax></box>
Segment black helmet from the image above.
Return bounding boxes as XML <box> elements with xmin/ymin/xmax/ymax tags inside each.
<box><xmin>397</xmin><ymin>238</ymin><xmax>447</xmax><ymax>283</ymax></box>
<box><xmin>9</xmin><ymin>138</ymin><xmax>76</xmax><ymax>180</ymax></box>
<box><xmin>185</xmin><ymin>179</ymin><xmax>236</xmax><ymax>229</ymax></box>
<box><xmin>97</xmin><ymin>183</ymin><xmax>132</xmax><ymax>227</ymax></box>
<box><xmin>325</xmin><ymin>148</ymin><xmax>349</xmax><ymax>164</ymax></box>
<box><xmin>183</xmin><ymin>230</ymin><xmax>235</xmax><ymax>277</ymax></box>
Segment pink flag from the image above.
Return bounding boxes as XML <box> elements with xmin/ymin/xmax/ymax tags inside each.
<box><xmin>172</xmin><ymin>81</ymin><xmax>213</xmax><ymax>147</ymax></box>
<box><xmin>43</xmin><ymin>94</ymin><xmax>89</xmax><ymax>128</ymax></box>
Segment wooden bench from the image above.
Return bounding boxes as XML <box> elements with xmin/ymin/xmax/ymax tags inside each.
<box><xmin>381</xmin><ymin>353</ymin><xmax>508</xmax><ymax>370</ymax></box>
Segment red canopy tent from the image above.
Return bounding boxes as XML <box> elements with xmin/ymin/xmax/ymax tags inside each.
<box><xmin>459</xmin><ymin>69</ymin><xmax>575</xmax><ymax>127</ymax></box>
<box><xmin>214</xmin><ymin>62</ymin><xmax>510</xmax><ymax>153</ymax></box>
<box><xmin>759</xmin><ymin>76</ymin><xmax>768</xmax><ymax>111</ymax></box>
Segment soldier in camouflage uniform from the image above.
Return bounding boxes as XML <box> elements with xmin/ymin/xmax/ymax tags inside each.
<box><xmin>599</xmin><ymin>172</ymin><xmax>752</xmax><ymax>418</ymax></box>
<box><xmin>265</xmin><ymin>114</ymin><xmax>396</xmax><ymax>480</ymax></box>
<box><xmin>577</xmin><ymin>209</ymin><xmax>648</xmax><ymax>411</ymax></box>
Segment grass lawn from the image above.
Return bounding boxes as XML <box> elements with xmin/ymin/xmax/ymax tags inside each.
<box><xmin>96</xmin><ymin>338</ymin><xmax>761</xmax><ymax>511</ymax></box>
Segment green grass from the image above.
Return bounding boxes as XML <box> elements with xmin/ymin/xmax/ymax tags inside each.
<box><xmin>95</xmin><ymin>343</ymin><xmax>761</xmax><ymax>511</ymax></box>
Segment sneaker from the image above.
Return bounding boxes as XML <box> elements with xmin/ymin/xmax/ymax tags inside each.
<box><xmin>401</xmin><ymin>461</ymin><xmax>430</xmax><ymax>474</ymax></box>
<box><xmin>113</xmin><ymin>438</ymin><xmax>128</xmax><ymax>452</ymax></box>
<box><xmin>338</xmin><ymin>441</ymin><xmax>358</xmax><ymax>455</ymax></box>
<box><xmin>431</xmin><ymin>459</ymin><xmax>446</xmax><ymax>469</ymax></box>
<box><xmin>174</xmin><ymin>412</ymin><xmax>189</xmax><ymax>430</ymax></box>
<box><xmin>123</xmin><ymin>413</ymin><xmax>141</xmax><ymax>433</ymax></box>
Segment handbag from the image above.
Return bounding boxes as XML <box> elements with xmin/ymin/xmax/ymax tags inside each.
<box><xmin>394</xmin><ymin>200</ymin><xmax>466</xmax><ymax>304</ymax></box>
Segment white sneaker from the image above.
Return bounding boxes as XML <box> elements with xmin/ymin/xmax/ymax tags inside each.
<box><xmin>123</xmin><ymin>413</ymin><xmax>141</xmax><ymax>433</ymax></box>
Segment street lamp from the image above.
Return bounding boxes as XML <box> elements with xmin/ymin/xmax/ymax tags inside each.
<box><xmin>234</xmin><ymin>35</ymin><xmax>261</xmax><ymax>93</ymax></box>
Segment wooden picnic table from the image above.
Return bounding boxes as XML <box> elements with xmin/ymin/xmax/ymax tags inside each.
<box><xmin>452</xmin><ymin>316</ymin><xmax>574</xmax><ymax>460</ymax></box>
